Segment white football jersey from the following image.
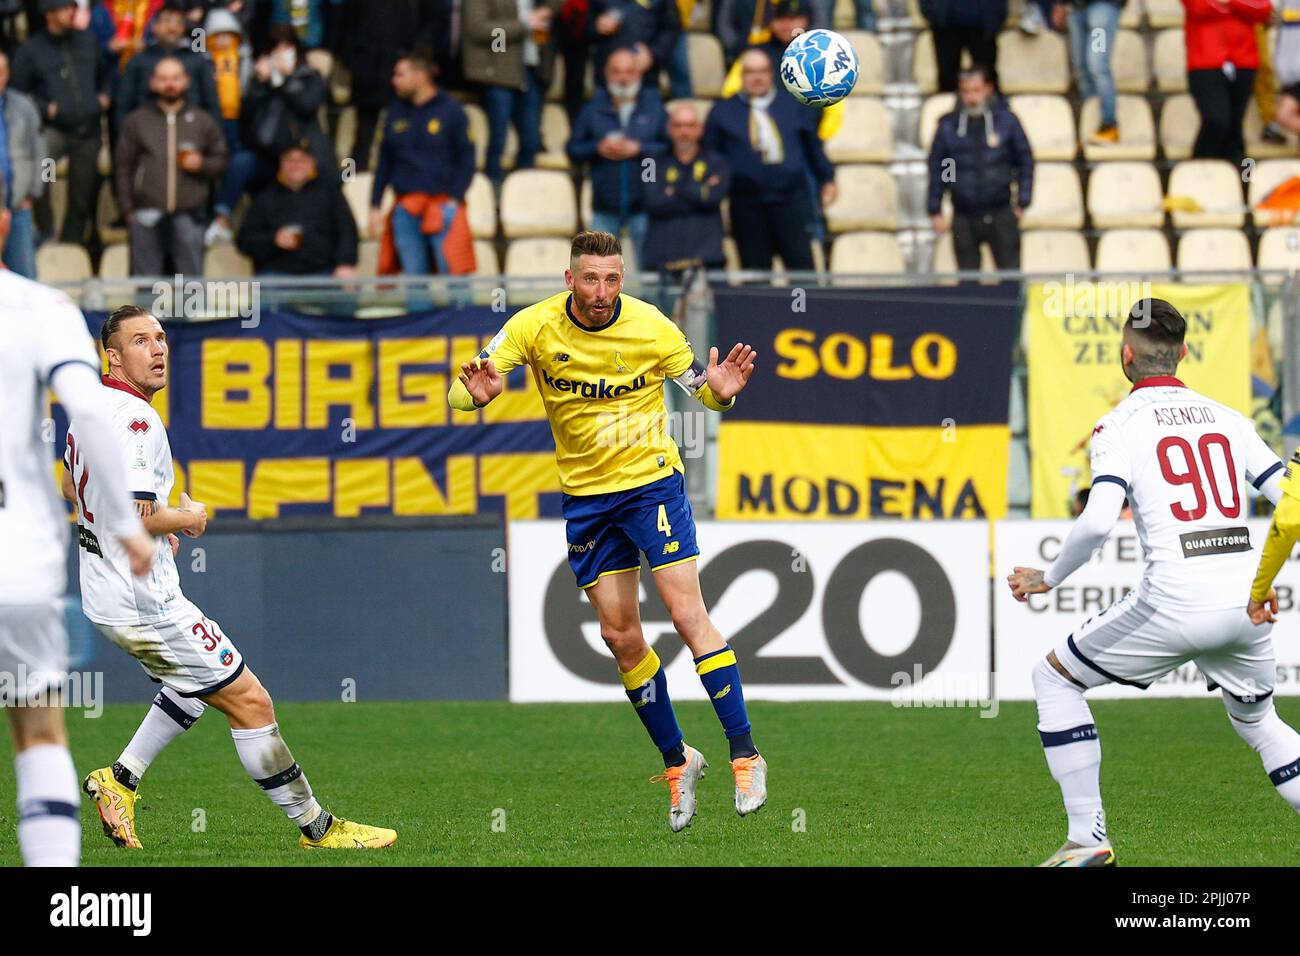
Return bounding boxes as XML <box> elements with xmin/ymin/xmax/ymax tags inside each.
<box><xmin>1089</xmin><ymin>376</ymin><xmax>1283</xmax><ymax>612</ymax></box>
<box><xmin>0</xmin><ymin>272</ymin><xmax>100</xmax><ymax>606</ymax></box>
<box><xmin>66</xmin><ymin>377</ymin><xmax>182</xmax><ymax>625</ymax></box>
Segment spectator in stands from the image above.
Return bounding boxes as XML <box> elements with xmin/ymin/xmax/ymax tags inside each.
<box><xmin>1018</xmin><ymin>1</ymin><xmax>1054</xmax><ymax>34</ymax></box>
<box><xmin>116</xmin><ymin>1</ymin><xmax>221</xmax><ymax>128</ymax></box>
<box><xmin>0</xmin><ymin>49</ymin><xmax>43</xmax><ymax>277</ymax></box>
<box><xmin>558</xmin><ymin>0</ymin><xmax>593</xmax><ymax>121</ymax></box>
<box><xmin>269</xmin><ymin>0</ymin><xmax>332</xmax><ymax>50</ymax></box>
<box><xmin>568</xmin><ymin>47</ymin><xmax>668</xmax><ymax>264</ymax></box>
<box><xmin>12</xmin><ymin>0</ymin><xmax>111</xmax><ymax>248</ymax></box>
<box><xmin>704</xmin><ymin>48</ymin><xmax>834</xmax><ymax>271</ymax></box>
<box><xmin>207</xmin><ymin>24</ymin><xmax>333</xmax><ymax>245</ymax></box>
<box><xmin>1273</xmin><ymin>1</ymin><xmax>1300</xmax><ymax>136</ymax></box>
<box><xmin>927</xmin><ymin>65</ymin><xmax>1032</xmax><ymax>271</ymax></box>
<box><xmin>588</xmin><ymin>0</ymin><xmax>680</xmax><ymax>89</ymax></box>
<box><xmin>236</xmin><ymin>142</ymin><xmax>357</xmax><ymax>275</ymax></box>
<box><xmin>115</xmin><ymin>56</ymin><xmax>227</xmax><ymax>275</ymax></box>
<box><xmin>204</xmin><ymin>5</ymin><xmax>250</xmax><ymax>150</ymax></box>
<box><xmin>642</xmin><ymin>101</ymin><xmax>728</xmax><ymax>275</ymax></box>
<box><xmin>716</xmin><ymin>0</ymin><xmax>832</xmax><ymax>65</ymax></box>
<box><xmin>105</xmin><ymin>0</ymin><xmax>160</xmax><ymax>70</ymax></box>
<box><xmin>341</xmin><ymin>0</ymin><xmax>435</xmax><ymax>172</ymax></box>
<box><xmin>370</xmin><ymin>48</ymin><xmax>476</xmax><ymax>277</ymax></box>
<box><xmin>1184</xmin><ymin>0</ymin><xmax>1271</xmax><ymax>165</ymax></box>
<box><xmin>1057</xmin><ymin>0</ymin><xmax>1125</xmax><ymax>144</ymax></box>
<box><xmin>919</xmin><ymin>0</ymin><xmax>1006</xmax><ymax>93</ymax></box>
<box><xmin>462</xmin><ymin>0</ymin><xmax>560</xmax><ymax>185</ymax></box>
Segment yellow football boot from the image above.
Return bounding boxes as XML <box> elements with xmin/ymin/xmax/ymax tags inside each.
<box><xmin>299</xmin><ymin>816</ymin><xmax>397</xmax><ymax>849</ymax></box>
<box><xmin>83</xmin><ymin>767</ymin><xmax>143</xmax><ymax>849</ymax></box>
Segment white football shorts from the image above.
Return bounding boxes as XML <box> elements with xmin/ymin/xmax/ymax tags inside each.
<box><xmin>0</xmin><ymin>601</ymin><xmax>68</xmax><ymax>705</ymax></box>
<box><xmin>94</xmin><ymin>597</ymin><xmax>245</xmax><ymax>697</ymax></box>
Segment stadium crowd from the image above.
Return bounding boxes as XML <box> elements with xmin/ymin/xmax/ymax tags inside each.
<box><xmin>0</xmin><ymin>0</ymin><xmax>1296</xmax><ymax>284</ymax></box>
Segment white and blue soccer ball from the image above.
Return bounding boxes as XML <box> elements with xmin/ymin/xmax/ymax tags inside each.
<box><xmin>779</xmin><ymin>28</ymin><xmax>859</xmax><ymax>107</ymax></box>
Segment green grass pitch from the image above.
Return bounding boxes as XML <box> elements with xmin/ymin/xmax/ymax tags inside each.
<box><xmin>0</xmin><ymin>698</ymin><xmax>1294</xmax><ymax>866</ymax></box>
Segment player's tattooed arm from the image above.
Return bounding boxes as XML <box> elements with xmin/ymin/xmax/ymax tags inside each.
<box><xmin>1007</xmin><ymin>566</ymin><xmax>1050</xmax><ymax>602</ymax></box>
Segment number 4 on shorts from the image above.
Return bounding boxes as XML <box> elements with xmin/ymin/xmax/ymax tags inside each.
<box><xmin>657</xmin><ymin>504</ymin><xmax>672</xmax><ymax>536</ymax></box>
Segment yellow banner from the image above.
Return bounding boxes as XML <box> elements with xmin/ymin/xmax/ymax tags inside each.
<box><xmin>1027</xmin><ymin>282</ymin><xmax>1252</xmax><ymax>518</ymax></box>
<box><xmin>716</xmin><ymin>422</ymin><xmax>1010</xmax><ymax>520</ymax></box>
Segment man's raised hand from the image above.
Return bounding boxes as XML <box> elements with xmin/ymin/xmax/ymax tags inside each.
<box><xmin>459</xmin><ymin>357</ymin><xmax>504</xmax><ymax>407</ymax></box>
<box><xmin>705</xmin><ymin>343</ymin><xmax>757</xmax><ymax>402</ymax></box>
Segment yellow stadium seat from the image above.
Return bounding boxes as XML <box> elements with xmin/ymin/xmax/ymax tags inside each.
<box><xmin>98</xmin><ymin>242</ymin><xmax>130</xmax><ymax>278</ymax></box>
<box><xmin>1094</xmin><ymin>228</ymin><xmax>1172</xmax><ymax>272</ymax></box>
<box><xmin>1248</xmin><ymin>159</ymin><xmax>1300</xmax><ymax>227</ymax></box>
<box><xmin>1021</xmin><ymin>229</ymin><xmax>1091</xmax><ymax>273</ymax></box>
<box><xmin>1008</xmin><ymin>94</ymin><xmax>1077</xmax><ymax>162</ymax></box>
<box><xmin>1120</xmin><ymin>0</ymin><xmax>1141</xmax><ymax>29</ymax></box>
<box><xmin>1112</xmin><ymin>29</ymin><xmax>1150</xmax><ymax>93</ymax></box>
<box><xmin>1158</xmin><ymin>93</ymin><xmax>1197</xmax><ymax>161</ymax></box>
<box><xmin>825</xmin><ymin>97</ymin><xmax>893</xmax><ymax>163</ymax></box>
<box><xmin>1087</xmin><ymin>161</ymin><xmax>1164</xmax><ymax>228</ymax></box>
<box><xmin>1176</xmin><ymin>228</ymin><xmax>1253</xmax><ymax>276</ymax></box>
<box><xmin>203</xmin><ymin>243</ymin><xmax>253</xmax><ymax>277</ymax></box>
<box><xmin>537</xmin><ymin>103</ymin><xmax>571</xmax><ymax>170</ymax></box>
<box><xmin>997</xmin><ymin>30</ymin><xmax>1070</xmax><ymax>94</ymax></box>
<box><xmin>1020</xmin><ymin>162</ymin><xmax>1085</xmax><ymax>229</ymax></box>
<box><xmin>918</xmin><ymin>92</ymin><xmax>956</xmax><ymax>153</ymax></box>
<box><xmin>36</xmin><ymin>242</ymin><xmax>91</xmax><ymax>282</ymax></box>
<box><xmin>342</xmin><ymin>171</ymin><xmax>396</xmax><ymax>240</ymax></box>
<box><xmin>465</xmin><ymin>173</ymin><xmax>497</xmax><ymax>240</ymax></box>
<box><xmin>1153</xmin><ymin>29</ymin><xmax>1186</xmax><ymax>93</ymax></box>
<box><xmin>1167</xmin><ymin>159</ymin><xmax>1244</xmax><ymax>228</ymax></box>
<box><xmin>841</xmin><ymin>29</ymin><xmax>885</xmax><ymax>95</ymax></box>
<box><xmin>473</xmin><ymin>239</ymin><xmax>500</xmax><ymax>276</ymax></box>
<box><xmin>1145</xmin><ymin>0</ymin><xmax>1184</xmax><ymax>28</ymax></box>
<box><xmin>687</xmin><ymin>33</ymin><xmax>726</xmax><ymax>97</ymax></box>
<box><xmin>824</xmin><ymin>164</ymin><xmax>898</xmax><ymax>232</ymax></box>
<box><xmin>1257</xmin><ymin>227</ymin><xmax>1300</xmax><ymax>276</ymax></box>
<box><xmin>504</xmin><ymin>237</ymin><xmax>571</xmax><ymax>277</ymax></box>
<box><xmin>828</xmin><ymin>231</ymin><xmax>905</xmax><ymax>274</ymax></box>
<box><xmin>1080</xmin><ymin>94</ymin><xmax>1156</xmax><ymax>161</ymax></box>
<box><xmin>500</xmin><ymin>169</ymin><xmax>577</xmax><ymax>238</ymax></box>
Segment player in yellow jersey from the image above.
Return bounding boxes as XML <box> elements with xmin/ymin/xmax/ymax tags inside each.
<box><xmin>448</xmin><ymin>231</ymin><xmax>763</xmax><ymax>832</ymax></box>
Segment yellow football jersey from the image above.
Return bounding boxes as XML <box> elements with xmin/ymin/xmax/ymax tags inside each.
<box><xmin>451</xmin><ymin>291</ymin><xmax>724</xmax><ymax>496</ymax></box>
<box><xmin>1251</xmin><ymin>445</ymin><xmax>1300</xmax><ymax>601</ymax></box>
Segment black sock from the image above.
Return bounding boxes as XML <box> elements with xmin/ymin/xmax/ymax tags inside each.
<box><xmin>111</xmin><ymin>761</ymin><xmax>140</xmax><ymax>792</ymax></box>
<box><xmin>300</xmin><ymin>810</ymin><xmax>334</xmax><ymax>841</ymax></box>
<box><xmin>728</xmin><ymin>733</ymin><xmax>758</xmax><ymax>761</ymax></box>
<box><xmin>662</xmin><ymin>743</ymin><xmax>686</xmax><ymax>768</ymax></box>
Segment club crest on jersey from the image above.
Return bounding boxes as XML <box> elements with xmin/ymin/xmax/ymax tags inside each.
<box><xmin>129</xmin><ymin>419</ymin><xmax>150</xmax><ymax>434</ymax></box>
<box><xmin>614</xmin><ymin>351</ymin><xmax>630</xmax><ymax>373</ymax></box>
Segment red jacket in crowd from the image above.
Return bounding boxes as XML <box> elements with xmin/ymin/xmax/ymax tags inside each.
<box><xmin>1182</xmin><ymin>0</ymin><xmax>1273</xmax><ymax>71</ymax></box>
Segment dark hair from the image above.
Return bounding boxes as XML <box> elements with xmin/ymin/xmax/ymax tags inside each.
<box><xmin>396</xmin><ymin>47</ymin><xmax>438</xmax><ymax>81</ymax></box>
<box><xmin>101</xmin><ymin>304</ymin><xmax>153</xmax><ymax>351</ymax></box>
<box><xmin>570</xmin><ymin>230</ymin><xmax>623</xmax><ymax>264</ymax></box>
<box><xmin>1125</xmin><ymin>297</ymin><xmax>1186</xmax><ymax>344</ymax></box>
<box><xmin>263</xmin><ymin>23</ymin><xmax>304</xmax><ymax>58</ymax></box>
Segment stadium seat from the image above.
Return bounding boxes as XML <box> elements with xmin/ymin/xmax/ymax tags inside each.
<box><xmin>580</xmin><ymin>178</ymin><xmax>592</xmax><ymax>230</ymax></box>
<box><xmin>334</xmin><ymin>105</ymin><xmax>356</xmax><ymax>162</ymax></box>
<box><xmin>1245</xmin><ymin>100</ymin><xmax>1300</xmax><ymax>159</ymax></box>
<box><xmin>465</xmin><ymin>103</ymin><xmax>520</xmax><ymax>172</ymax></box>
<box><xmin>686</xmin><ymin>33</ymin><xmax>726</xmax><ymax>97</ymax></box>
<box><xmin>473</xmin><ymin>239</ymin><xmax>500</xmax><ymax>276</ymax></box>
<box><xmin>825</xmin><ymin>97</ymin><xmax>893</xmax><ymax>163</ymax></box>
<box><xmin>1112</xmin><ymin>29</ymin><xmax>1150</xmax><ymax>93</ymax></box>
<box><xmin>96</xmin><ymin>187</ymin><xmax>126</xmax><ymax>244</ymax></box>
<box><xmin>824</xmin><ymin>164</ymin><xmax>899</xmax><ymax>232</ymax></box>
<box><xmin>203</xmin><ymin>242</ymin><xmax>253</xmax><ymax>277</ymax></box>
<box><xmin>931</xmin><ymin>232</ymin><xmax>995</xmax><ymax>275</ymax></box>
<box><xmin>1167</xmin><ymin>159</ymin><xmax>1244</xmax><ymax>228</ymax></box>
<box><xmin>537</xmin><ymin>103</ymin><xmax>571</xmax><ymax>170</ymax></box>
<box><xmin>98</xmin><ymin>242</ymin><xmax>130</xmax><ymax>279</ymax></box>
<box><xmin>356</xmin><ymin>239</ymin><xmax>379</xmax><ymax>277</ymax></box>
<box><xmin>1257</xmin><ymin>227</ymin><xmax>1300</xmax><ymax>276</ymax></box>
<box><xmin>1158</xmin><ymin>93</ymin><xmax>1197</xmax><ymax>160</ymax></box>
<box><xmin>918</xmin><ymin>92</ymin><xmax>956</xmax><ymax>153</ymax></box>
<box><xmin>500</xmin><ymin>169</ymin><xmax>577</xmax><ymax>238</ymax></box>
<box><xmin>1248</xmin><ymin>158</ymin><xmax>1300</xmax><ymax>227</ymax></box>
<box><xmin>828</xmin><ymin>231</ymin><xmax>905</xmax><ymax>274</ymax></box>
<box><xmin>1080</xmin><ymin>94</ymin><xmax>1156</xmax><ymax>161</ymax></box>
<box><xmin>342</xmin><ymin>172</ymin><xmax>396</xmax><ymax>240</ymax></box>
<box><xmin>1119</xmin><ymin>0</ymin><xmax>1141</xmax><ymax>28</ymax></box>
<box><xmin>35</xmin><ymin>242</ymin><xmax>91</xmax><ymax>282</ymax></box>
<box><xmin>834</xmin><ymin>0</ymin><xmax>855</xmax><ymax>29</ymax></box>
<box><xmin>1008</xmin><ymin>94</ymin><xmax>1077</xmax><ymax>162</ymax></box>
<box><xmin>1086</xmin><ymin>161</ymin><xmax>1164</xmax><ymax>228</ymax></box>
<box><xmin>305</xmin><ymin>49</ymin><xmax>334</xmax><ymax>83</ymax></box>
<box><xmin>1176</xmin><ymin>228</ymin><xmax>1253</xmax><ymax>276</ymax></box>
<box><xmin>505</xmin><ymin>237</ymin><xmax>573</xmax><ymax>276</ymax></box>
<box><xmin>1153</xmin><ymin>29</ymin><xmax>1187</xmax><ymax>93</ymax></box>
<box><xmin>1021</xmin><ymin>229</ymin><xmax>1091</xmax><ymax>274</ymax></box>
<box><xmin>1020</xmin><ymin>162</ymin><xmax>1085</xmax><ymax>229</ymax></box>
<box><xmin>1145</xmin><ymin>0</ymin><xmax>1184</xmax><ymax>27</ymax></box>
<box><xmin>465</xmin><ymin>173</ymin><xmax>497</xmax><ymax>240</ymax></box>
<box><xmin>996</xmin><ymin>30</ymin><xmax>1070</xmax><ymax>94</ymax></box>
<box><xmin>1094</xmin><ymin>228</ymin><xmax>1172</xmax><ymax>272</ymax></box>
<box><xmin>912</xmin><ymin>31</ymin><xmax>968</xmax><ymax>95</ymax></box>
<box><xmin>841</xmin><ymin>29</ymin><xmax>886</xmax><ymax>95</ymax></box>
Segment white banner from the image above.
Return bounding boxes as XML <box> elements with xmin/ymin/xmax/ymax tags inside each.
<box><xmin>507</xmin><ymin>521</ymin><xmax>992</xmax><ymax>703</ymax></box>
<box><xmin>993</xmin><ymin>520</ymin><xmax>1300</xmax><ymax>700</ymax></box>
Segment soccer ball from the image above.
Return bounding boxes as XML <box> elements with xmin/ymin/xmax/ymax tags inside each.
<box><xmin>779</xmin><ymin>29</ymin><xmax>859</xmax><ymax>107</ymax></box>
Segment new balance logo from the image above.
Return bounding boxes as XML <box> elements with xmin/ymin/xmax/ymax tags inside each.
<box><xmin>662</xmin><ymin>541</ymin><xmax>680</xmax><ymax>555</ymax></box>
<box><xmin>712</xmin><ymin>684</ymin><xmax>732</xmax><ymax>700</ymax></box>
<box><xmin>541</xmin><ymin>369</ymin><xmax>647</xmax><ymax>399</ymax></box>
